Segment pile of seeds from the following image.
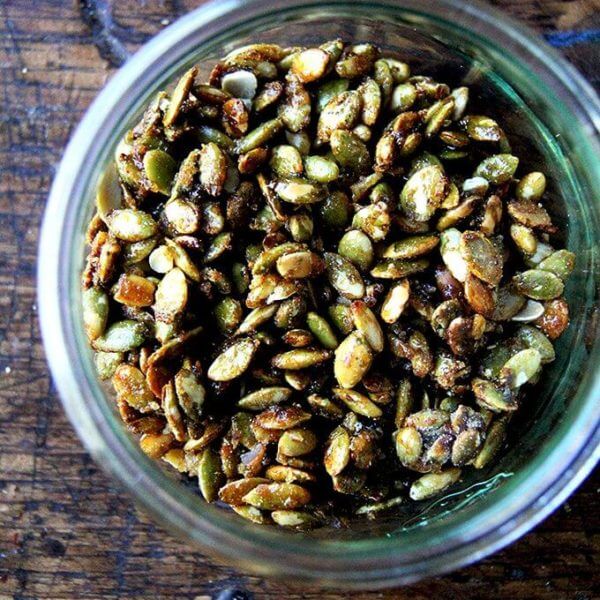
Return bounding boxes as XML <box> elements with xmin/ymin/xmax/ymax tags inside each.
<box><xmin>82</xmin><ymin>40</ymin><xmax>574</xmax><ymax>527</ymax></box>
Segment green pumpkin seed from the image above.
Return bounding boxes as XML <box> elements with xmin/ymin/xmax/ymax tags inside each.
<box><xmin>291</xmin><ymin>48</ymin><xmax>330</xmax><ymax>82</ymax></box>
<box><xmin>236</xmin><ymin>117</ymin><xmax>283</xmax><ymax>154</ymax></box>
<box><xmin>351</xmin><ymin>301</ymin><xmax>384</xmax><ymax>352</ymax></box>
<box><xmin>338</xmin><ymin>230</ymin><xmax>374</xmax><ymax>272</ymax></box>
<box><xmin>370</xmin><ymin>258</ymin><xmax>429</xmax><ymax>279</ymax></box>
<box><xmin>334</xmin><ymin>332</ymin><xmax>373</xmax><ymax>389</ymax></box>
<box><xmin>410</xmin><ymin>468</ymin><xmax>461</xmax><ymax>500</ymax></box>
<box><xmin>96</xmin><ymin>163</ymin><xmax>122</xmax><ymax>223</ymax></box>
<box><xmin>474</xmin><ymin>154</ymin><xmax>519</xmax><ymax>184</ymax></box>
<box><xmin>472</xmin><ymin>378</ymin><xmax>517</xmax><ymax>412</ymax></box>
<box><xmin>82</xmin><ymin>287</ymin><xmax>109</xmax><ymax>341</ymax></box>
<box><xmin>271</xmin><ymin>510</ymin><xmax>317</xmax><ymax>528</ymax></box>
<box><xmin>380</xmin><ymin>279</ymin><xmax>410</xmax><ymax>324</ymax></box>
<box><xmin>324</xmin><ymin>426</ymin><xmax>351</xmax><ymax>476</ymax></box>
<box><xmin>394</xmin><ymin>427</ymin><xmax>422</xmax><ymax>466</ymax></box>
<box><xmin>93</xmin><ymin>319</ymin><xmax>146</xmax><ymax>352</ymax></box>
<box><xmin>358</xmin><ymin>78</ymin><xmax>381</xmax><ymax>126</ymax></box>
<box><xmin>390</xmin><ymin>82</ymin><xmax>417</xmax><ymax>112</ymax></box>
<box><xmin>306</xmin><ymin>312</ymin><xmax>339</xmax><ymax>350</ymax></box>
<box><xmin>317</xmin><ymin>90</ymin><xmax>361</xmax><ymax>142</ymax></box>
<box><xmin>109</xmin><ymin>209</ymin><xmax>158</xmax><ymax>242</ymax></box>
<box><xmin>236</xmin><ymin>305</ymin><xmax>278</xmax><ymax>334</ymax></box>
<box><xmin>272</xmin><ymin>348</ymin><xmax>331</xmax><ymax>370</ymax></box>
<box><xmin>164</xmin><ymin>67</ymin><xmax>196</xmax><ymax>126</ymax></box>
<box><xmin>333</xmin><ymin>388</ymin><xmax>382</xmax><ymax>418</ymax></box>
<box><xmin>324</xmin><ymin>252</ymin><xmax>365</xmax><ymax>299</ymax></box>
<box><xmin>514</xmin><ymin>325</ymin><xmax>555</xmax><ymax>363</ymax></box>
<box><xmin>537</xmin><ymin>249</ymin><xmax>575</xmax><ymax>281</ymax></box>
<box><xmin>207</xmin><ymin>337</ymin><xmax>259</xmax><ymax>381</ymax></box>
<box><xmin>278</xmin><ymin>428</ymin><xmax>318</xmax><ymax>457</ymax></box>
<box><xmin>242</xmin><ymin>482</ymin><xmax>311</xmax><ymax>510</ymax></box>
<box><xmin>275</xmin><ymin>178</ymin><xmax>326</xmax><ymax>204</ymax></box>
<box><xmin>516</xmin><ymin>171</ymin><xmax>546</xmax><ymax>202</ymax></box>
<box><xmin>473</xmin><ymin>417</ymin><xmax>507</xmax><ymax>469</ymax></box>
<box><xmin>328</xmin><ymin>303</ymin><xmax>354</xmax><ymax>335</ymax></box>
<box><xmin>304</xmin><ymin>155</ymin><xmax>339</xmax><ymax>182</ymax></box>
<box><xmin>270</xmin><ymin>144</ymin><xmax>304</xmax><ymax>178</ymax></box>
<box><xmin>153</xmin><ymin>267</ymin><xmax>188</xmax><ymax>323</ymax></box>
<box><xmin>400</xmin><ymin>165</ymin><xmax>447</xmax><ymax>222</ymax></box>
<box><xmin>214</xmin><ymin>297</ymin><xmax>243</xmax><ymax>334</ymax></box>
<box><xmin>316</xmin><ymin>78</ymin><xmax>350</xmax><ymax>112</ymax></box>
<box><xmin>197</xmin><ymin>448</ymin><xmax>223</xmax><ymax>503</ymax></box>
<box><xmin>95</xmin><ymin>351</ymin><xmax>124</xmax><ymax>380</ymax></box>
<box><xmin>512</xmin><ymin>269</ymin><xmax>564</xmax><ymax>300</ymax></box>
<box><xmin>383</xmin><ymin>234</ymin><xmax>439</xmax><ymax>260</ymax></box>
<box><xmin>142</xmin><ymin>149</ymin><xmax>176</xmax><ymax>196</ymax></box>
<box><xmin>276</xmin><ymin>251</ymin><xmax>321</xmax><ymax>279</ymax></box>
<box><xmin>280</xmin><ymin>78</ymin><xmax>311</xmax><ymax>132</ymax></box>
<box><xmin>330</xmin><ymin>129</ymin><xmax>371</xmax><ymax>173</ymax></box>
<box><xmin>319</xmin><ymin>190</ymin><xmax>351</xmax><ymax>228</ymax></box>
<box><xmin>352</xmin><ymin>202</ymin><xmax>390</xmax><ymax>241</ymax></box>
<box><xmin>174</xmin><ymin>368</ymin><xmax>205</xmax><ymax>421</ymax></box>
<box><xmin>465</xmin><ymin>115</ymin><xmax>502</xmax><ymax>142</ymax></box>
<box><xmin>500</xmin><ymin>348</ymin><xmax>542</xmax><ymax>388</ymax></box>
<box><xmin>460</xmin><ymin>230</ymin><xmax>503</xmax><ymax>286</ymax></box>
<box><xmin>238</xmin><ymin>387</ymin><xmax>293</xmax><ymax>410</ymax></box>
<box><xmin>288</xmin><ymin>213</ymin><xmax>314</xmax><ymax>242</ymax></box>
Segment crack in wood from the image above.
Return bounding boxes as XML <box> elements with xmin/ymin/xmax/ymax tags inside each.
<box><xmin>79</xmin><ymin>0</ymin><xmax>131</xmax><ymax>67</ymax></box>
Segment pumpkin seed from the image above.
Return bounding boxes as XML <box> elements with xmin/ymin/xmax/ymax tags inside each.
<box><xmin>109</xmin><ymin>209</ymin><xmax>158</xmax><ymax>242</ymax></box>
<box><xmin>383</xmin><ymin>234</ymin><xmax>439</xmax><ymax>260</ymax></box>
<box><xmin>400</xmin><ymin>165</ymin><xmax>447</xmax><ymax>222</ymax></box>
<box><xmin>338</xmin><ymin>230</ymin><xmax>374</xmax><ymax>272</ymax></box>
<box><xmin>334</xmin><ymin>331</ymin><xmax>373</xmax><ymax>389</ymax></box>
<box><xmin>317</xmin><ymin>90</ymin><xmax>361</xmax><ymax>142</ymax></box>
<box><xmin>275</xmin><ymin>178</ymin><xmax>326</xmax><ymax>204</ymax></box>
<box><xmin>370</xmin><ymin>258</ymin><xmax>429</xmax><ymax>279</ymax></box>
<box><xmin>86</xmin><ymin>40</ymin><xmax>574</xmax><ymax>526</ymax></box>
<box><xmin>291</xmin><ymin>48</ymin><xmax>330</xmax><ymax>82</ymax></box>
<box><xmin>271</xmin><ymin>510</ymin><xmax>317</xmax><ymax>528</ymax></box>
<box><xmin>207</xmin><ymin>337</ymin><xmax>259</xmax><ymax>381</ymax></box>
<box><xmin>319</xmin><ymin>190</ymin><xmax>351</xmax><ymax>229</ymax></box>
<box><xmin>351</xmin><ymin>301</ymin><xmax>384</xmax><ymax>352</ymax></box>
<box><xmin>306</xmin><ymin>312</ymin><xmax>339</xmax><ymax>350</ymax></box>
<box><xmin>352</xmin><ymin>202</ymin><xmax>390</xmax><ymax>241</ymax></box>
<box><xmin>409</xmin><ymin>468</ymin><xmax>461</xmax><ymax>500</ymax></box>
<box><xmin>153</xmin><ymin>267</ymin><xmax>188</xmax><ymax>323</ymax></box>
<box><xmin>324</xmin><ymin>252</ymin><xmax>365</xmax><ymax>299</ymax></box>
<box><xmin>93</xmin><ymin>319</ymin><xmax>146</xmax><ymax>352</ymax></box>
<box><xmin>380</xmin><ymin>279</ymin><xmax>410</xmax><ymax>324</ymax></box>
<box><xmin>324</xmin><ymin>426</ymin><xmax>351</xmax><ymax>476</ymax></box>
<box><xmin>82</xmin><ymin>287</ymin><xmax>109</xmax><ymax>341</ymax></box>
<box><xmin>144</xmin><ymin>149</ymin><xmax>177</xmax><ymax>195</ymax></box>
<box><xmin>330</xmin><ymin>129</ymin><xmax>370</xmax><ymax>173</ymax></box>
<box><xmin>516</xmin><ymin>171</ymin><xmax>546</xmax><ymax>202</ymax></box>
<box><xmin>242</xmin><ymin>482</ymin><xmax>311</xmax><ymax>510</ymax></box>
<box><xmin>272</xmin><ymin>348</ymin><xmax>331</xmax><ymax>370</ymax></box>
<box><xmin>537</xmin><ymin>249</ymin><xmax>575</xmax><ymax>281</ymax></box>
<box><xmin>474</xmin><ymin>154</ymin><xmax>519</xmax><ymax>184</ymax></box>
<box><xmin>304</xmin><ymin>155</ymin><xmax>339</xmax><ymax>182</ymax></box>
<box><xmin>238</xmin><ymin>387</ymin><xmax>292</xmax><ymax>410</ymax></box>
<box><xmin>512</xmin><ymin>269</ymin><xmax>564</xmax><ymax>300</ymax></box>
<box><xmin>460</xmin><ymin>230</ymin><xmax>503</xmax><ymax>285</ymax></box>
<box><xmin>278</xmin><ymin>428</ymin><xmax>318</xmax><ymax>457</ymax></box>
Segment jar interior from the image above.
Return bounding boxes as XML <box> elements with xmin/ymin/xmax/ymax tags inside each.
<box><xmin>76</xmin><ymin>8</ymin><xmax>599</xmax><ymax>543</ymax></box>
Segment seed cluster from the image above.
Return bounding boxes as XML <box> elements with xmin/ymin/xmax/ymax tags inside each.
<box><xmin>82</xmin><ymin>40</ymin><xmax>574</xmax><ymax>527</ymax></box>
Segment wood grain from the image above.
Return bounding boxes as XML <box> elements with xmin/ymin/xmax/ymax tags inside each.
<box><xmin>0</xmin><ymin>1</ymin><xmax>598</xmax><ymax>598</ymax></box>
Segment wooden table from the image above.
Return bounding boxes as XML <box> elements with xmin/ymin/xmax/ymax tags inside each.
<box><xmin>0</xmin><ymin>1</ymin><xmax>598</xmax><ymax>598</ymax></box>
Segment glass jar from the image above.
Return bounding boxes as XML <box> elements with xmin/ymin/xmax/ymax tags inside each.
<box><xmin>38</xmin><ymin>0</ymin><xmax>600</xmax><ymax>588</ymax></box>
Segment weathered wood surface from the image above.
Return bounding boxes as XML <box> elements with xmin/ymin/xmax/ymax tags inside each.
<box><xmin>0</xmin><ymin>1</ymin><xmax>598</xmax><ymax>598</ymax></box>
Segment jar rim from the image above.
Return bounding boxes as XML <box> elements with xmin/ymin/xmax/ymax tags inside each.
<box><xmin>38</xmin><ymin>0</ymin><xmax>600</xmax><ymax>587</ymax></box>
